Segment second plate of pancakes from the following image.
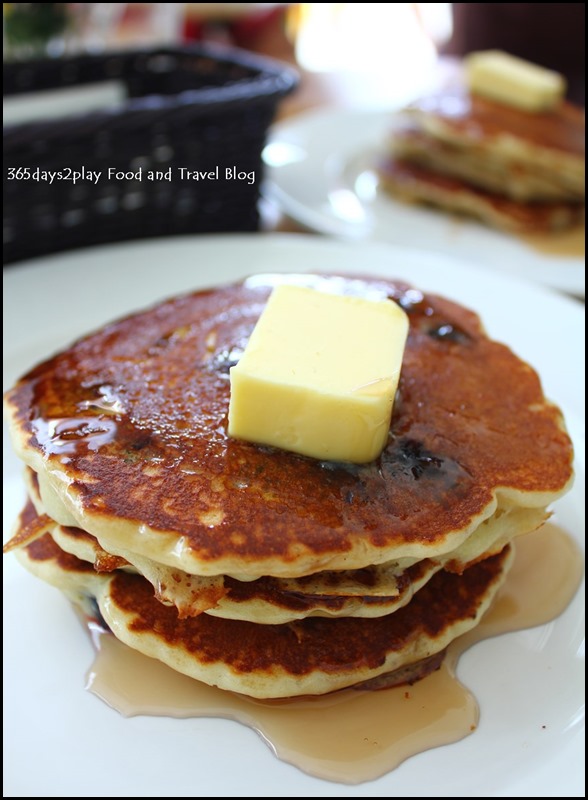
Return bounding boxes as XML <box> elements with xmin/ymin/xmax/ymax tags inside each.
<box><xmin>263</xmin><ymin>109</ymin><xmax>585</xmax><ymax>297</ymax></box>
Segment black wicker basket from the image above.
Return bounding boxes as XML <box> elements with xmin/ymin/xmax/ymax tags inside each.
<box><xmin>3</xmin><ymin>46</ymin><xmax>297</xmax><ymax>264</ymax></box>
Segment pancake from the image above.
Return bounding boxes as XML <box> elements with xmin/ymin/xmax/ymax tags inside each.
<box><xmin>17</xmin><ymin>470</ymin><xmax>545</xmax><ymax>623</ymax></box>
<box><xmin>15</xmin><ymin>517</ymin><xmax>514</xmax><ymax>699</ymax></box>
<box><xmin>4</xmin><ymin>274</ymin><xmax>573</xmax><ymax>585</ymax></box>
<box><xmin>380</xmin><ymin>85</ymin><xmax>584</xmax><ymax>232</ymax></box>
<box><xmin>29</xmin><ymin>511</ymin><xmax>445</xmax><ymax>623</ymax></box>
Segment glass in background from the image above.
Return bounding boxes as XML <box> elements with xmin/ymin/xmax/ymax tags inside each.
<box><xmin>291</xmin><ymin>3</ymin><xmax>452</xmax><ymax>109</ymax></box>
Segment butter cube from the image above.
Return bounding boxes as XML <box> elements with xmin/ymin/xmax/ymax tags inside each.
<box><xmin>228</xmin><ymin>285</ymin><xmax>408</xmax><ymax>463</ymax></box>
<box><xmin>465</xmin><ymin>50</ymin><xmax>566</xmax><ymax>112</ymax></box>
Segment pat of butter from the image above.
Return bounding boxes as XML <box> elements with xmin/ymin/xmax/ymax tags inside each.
<box><xmin>228</xmin><ymin>285</ymin><xmax>408</xmax><ymax>463</ymax></box>
<box><xmin>465</xmin><ymin>50</ymin><xmax>566</xmax><ymax>112</ymax></box>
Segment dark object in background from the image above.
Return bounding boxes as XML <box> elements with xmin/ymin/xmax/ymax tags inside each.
<box><xmin>3</xmin><ymin>46</ymin><xmax>297</xmax><ymax>265</ymax></box>
<box><xmin>444</xmin><ymin>3</ymin><xmax>585</xmax><ymax>106</ymax></box>
<box><xmin>182</xmin><ymin>4</ymin><xmax>295</xmax><ymax>60</ymax></box>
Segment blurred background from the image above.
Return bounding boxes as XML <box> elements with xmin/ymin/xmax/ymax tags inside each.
<box><xmin>4</xmin><ymin>3</ymin><xmax>585</xmax><ymax>108</ymax></box>
<box><xmin>3</xmin><ymin>3</ymin><xmax>584</xmax><ymax>269</ymax></box>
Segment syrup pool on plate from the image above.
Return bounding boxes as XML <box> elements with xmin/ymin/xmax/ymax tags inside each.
<box><xmin>85</xmin><ymin>524</ymin><xmax>582</xmax><ymax>785</ymax></box>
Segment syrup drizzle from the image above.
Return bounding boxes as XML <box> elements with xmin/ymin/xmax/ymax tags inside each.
<box><xmin>85</xmin><ymin>525</ymin><xmax>582</xmax><ymax>784</ymax></box>
<box><xmin>519</xmin><ymin>224</ymin><xmax>585</xmax><ymax>258</ymax></box>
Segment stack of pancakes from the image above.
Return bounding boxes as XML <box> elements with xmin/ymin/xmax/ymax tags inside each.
<box><xmin>379</xmin><ymin>86</ymin><xmax>585</xmax><ymax>233</ymax></box>
<box><xmin>4</xmin><ymin>274</ymin><xmax>573</xmax><ymax>699</ymax></box>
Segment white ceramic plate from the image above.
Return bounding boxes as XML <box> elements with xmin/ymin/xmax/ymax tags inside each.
<box><xmin>263</xmin><ymin>110</ymin><xmax>585</xmax><ymax>298</ymax></box>
<box><xmin>3</xmin><ymin>235</ymin><xmax>585</xmax><ymax>798</ymax></box>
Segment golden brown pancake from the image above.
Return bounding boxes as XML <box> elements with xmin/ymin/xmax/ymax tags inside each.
<box><xmin>4</xmin><ymin>274</ymin><xmax>573</xmax><ymax>581</ymax></box>
<box><xmin>16</xmin><ymin>517</ymin><xmax>514</xmax><ymax>699</ymax></box>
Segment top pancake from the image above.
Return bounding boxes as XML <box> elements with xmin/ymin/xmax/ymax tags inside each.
<box><xmin>4</xmin><ymin>274</ymin><xmax>573</xmax><ymax>579</ymax></box>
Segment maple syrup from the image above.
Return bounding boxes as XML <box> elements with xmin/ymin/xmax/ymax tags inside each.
<box><xmin>84</xmin><ymin>524</ymin><xmax>582</xmax><ymax>784</ymax></box>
